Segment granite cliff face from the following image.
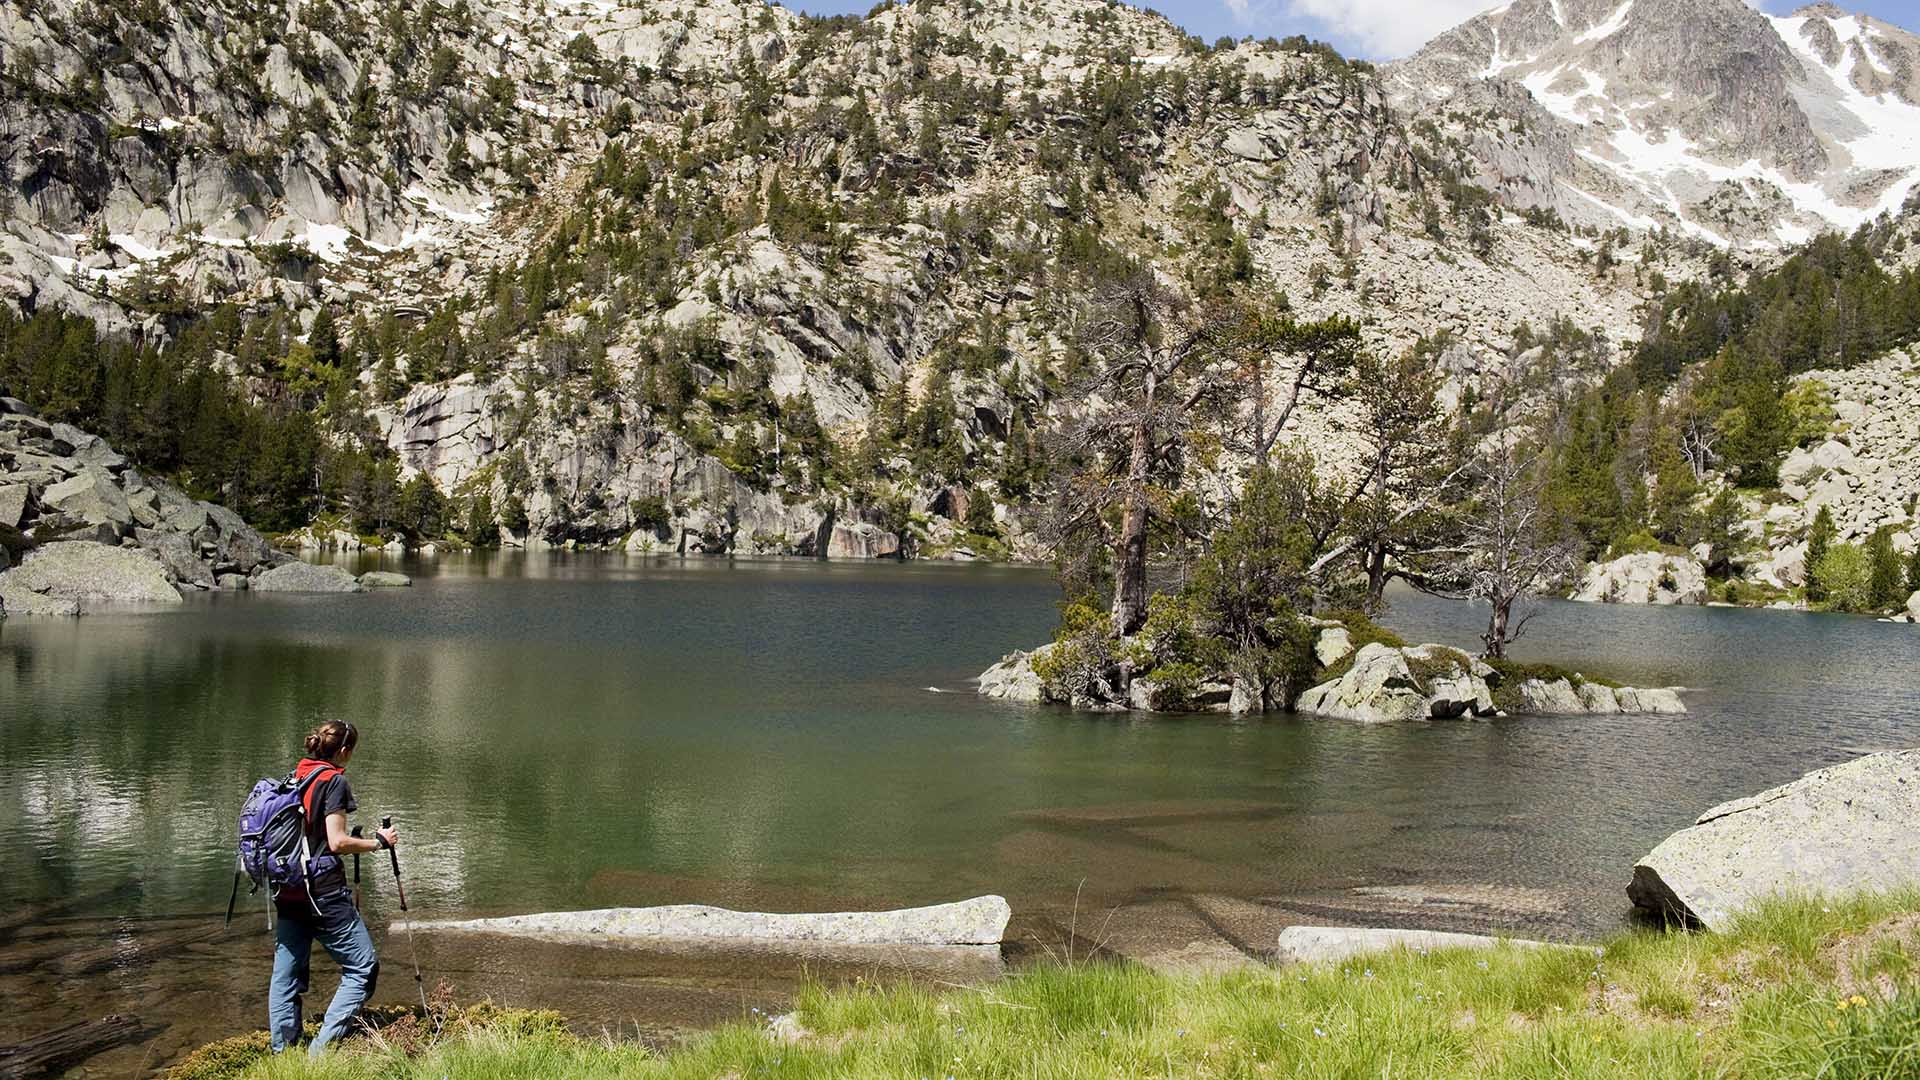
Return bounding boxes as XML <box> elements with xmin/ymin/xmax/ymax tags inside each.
<box><xmin>1391</xmin><ymin>0</ymin><xmax>1920</xmax><ymax>248</ymax></box>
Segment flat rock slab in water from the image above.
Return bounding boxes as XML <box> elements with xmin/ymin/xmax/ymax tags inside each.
<box><xmin>1276</xmin><ymin>926</ymin><xmax>1588</xmax><ymax>964</ymax></box>
<box><xmin>404</xmin><ymin>895</ymin><xmax>1012</xmax><ymax>947</ymax></box>
<box><xmin>1629</xmin><ymin>749</ymin><xmax>1920</xmax><ymax>931</ymax></box>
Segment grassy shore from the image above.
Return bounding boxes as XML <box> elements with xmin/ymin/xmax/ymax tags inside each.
<box><xmin>171</xmin><ymin>892</ymin><xmax>1919</xmax><ymax>1080</ymax></box>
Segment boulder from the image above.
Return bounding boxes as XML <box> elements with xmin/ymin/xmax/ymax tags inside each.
<box><xmin>40</xmin><ymin>469</ymin><xmax>133</xmax><ymax>536</ymax></box>
<box><xmin>216</xmin><ymin>573</ymin><xmax>250</xmax><ymax>591</ymax></box>
<box><xmin>1614</xmin><ymin>687</ymin><xmax>1687</xmax><ymax>714</ymax></box>
<box><xmin>1314</xmin><ymin>626</ymin><xmax>1354</xmax><ymax>667</ymax></box>
<box><xmin>1276</xmin><ymin>926</ymin><xmax>1585</xmax><ymax>965</ymax></box>
<box><xmin>0</xmin><ymin>541</ymin><xmax>180</xmax><ymax>607</ymax></box>
<box><xmin>978</xmin><ymin>647</ymin><xmax>1048</xmax><ymax>704</ymax></box>
<box><xmin>401</xmin><ymin>895</ymin><xmax>1012</xmax><ymax>948</ymax></box>
<box><xmin>1573</xmin><ymin>552</ymin><xmax>1708</xmax><ymax>605</ymax></box>
<box><xmin>0</xmin><ymin>484</ymin><xmax>27</xmax><ymax>529</ymax></box>
<box><xmin>1908</xmin><ymin>591</ymin><xmax>1920</xmax><ymax>622</ymax></box>
<box><xmin>1628</xmin><ymin>751</ymin><xmax>1920</xmax><ymax>930</ymax></box>
<box><xmin>358</xmin><ymin>571</ymin><xmax>412</xmax><ymax>588</ymax></box>
<box><xmin>1516</xmin><ymin>678</ymin><xmax>1587</xmax><ymax>714</ymax></box>
<box><xmin>0</xmin><ymin>579</ymin><xmax>81</xmax><ymax>615</ymax></box>
<box><xmin>1294</xmin><ymin>644</ymin><xmax>1428</xmax><ymax>724</ymax></box>
<box><xmin>252</xmin><ymin>562</ymin><xmax>367</xmax><ymax>593</ymax></box>
<box><xmin>134</xmin><ymin>527</ymin><xmax>215</xmax><ymax>588</ymax></box>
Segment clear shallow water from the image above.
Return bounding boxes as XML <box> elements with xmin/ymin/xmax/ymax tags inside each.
<box><xmin>2</xmin><ymin>554</ymin><xmax>1916</xmax><ymax>1067</ymax></box>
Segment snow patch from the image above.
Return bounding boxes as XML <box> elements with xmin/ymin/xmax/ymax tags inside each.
<box><xmin>1575</xmin><ymin>1</ymin><xmax>1632</xmax><ymax>44</ymax></box>
<box><xmin>403</xmin><ymin>185</ymin><xmax>494</xmax><ymax>225</ymax></box>
<box><xmin>108</xmin><ymin>234</ymin><xmax>171</xmax><ymax>261</ymax></box>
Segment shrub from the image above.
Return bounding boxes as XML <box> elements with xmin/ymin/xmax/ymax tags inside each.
<box><xmin>1032</xmin><ymin>599</ymin><xmax>1120</xmax><ymax>703</ymax></box>
<box><xmin>1814</xmin><ymin>543</ymin><xmax>1874</xmax><ymax>613</ymax></box>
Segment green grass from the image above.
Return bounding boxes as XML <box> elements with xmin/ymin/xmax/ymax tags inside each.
<box><xmin>171</xmin><ymin>892</ymin><xmax>1920</xmax><ymax>1080</ymax></box>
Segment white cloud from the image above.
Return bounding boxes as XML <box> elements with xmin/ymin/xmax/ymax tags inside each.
<box><xmin>1267</xmin><ymin>0</ymin><xmax>1507</xmax><ymax>58</ymax></box>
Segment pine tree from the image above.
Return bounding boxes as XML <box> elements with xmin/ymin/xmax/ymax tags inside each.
<box><xmin>309</xmin><ymin>307</ymin><xmax>341</xmax><ymax>369</ymax></box>
<box><xmin>466</xmin><ymin>491</ymin><xmax>497</xmax><ymax>547</ymax></box>
<box><xmin>1805</xmin><ymin>505</ymin><xmax>1836</xmax><ymax>603</ymax></box>
<box><xmin>1867</xmin><ymin>527</ymin><xmax>1904</xmax><ymax>609</ymax></box>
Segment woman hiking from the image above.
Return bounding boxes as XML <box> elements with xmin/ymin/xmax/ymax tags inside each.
<box><xmin>269</xmin><ymin>720</ymin><xmax>399</xmax><ymax>1055</ymax></box>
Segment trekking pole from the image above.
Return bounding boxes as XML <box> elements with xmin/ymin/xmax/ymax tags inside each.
<box><xmin>350</xmin><ymin>826</ymin><xmax>363</xmax><ymax>909</ymax></box>
<box><xmin>381</xmin><ymin>816</ymin><xmax>431</xmax><ymax>1018</ymax></box>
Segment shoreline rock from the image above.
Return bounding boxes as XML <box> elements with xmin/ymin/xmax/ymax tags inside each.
<box><xmin>0</xmin><ymin>541</ymin><xmax>181</xmax><ymax>609</ymax></box>
<box><xmin>253</xmin><ymin>562</ymin><xmax>367</xmax><ymax>593</ymax></box>
<box><xmin>1628</xmin><ymin>750</ymin><xmax>1920</xmax><ymax>930</ymax></box>
<box><xmin>1572</xmin><ymin>552</ymin><xmax>1708</xmax><ymax>606</ymax></box>
<box><xmin>1276</xmin><ymin>926</ymin><xmax>1594</xmax><ymax>964</ymax></box>
<box><xmin>401</xmin><ymin>895</ymin><xmax>1012</xmax><ymax>948</ymax></box>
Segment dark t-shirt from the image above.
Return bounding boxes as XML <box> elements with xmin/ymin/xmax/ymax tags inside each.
<box><xmin>277</xmin><ymin>764</ymin><xmax>357</xmax><ymax>918</ymax></box>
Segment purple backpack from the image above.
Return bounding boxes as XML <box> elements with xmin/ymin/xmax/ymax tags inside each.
<box><xmin>228</xmin><ymin>766</ymin><xmax>345</xmax><ymax>921</ymax></box>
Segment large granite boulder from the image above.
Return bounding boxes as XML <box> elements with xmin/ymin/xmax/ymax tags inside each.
<box><xmin>1573</xmin><ymin>552</ymin><xmax>1709</xmax><ymax>605</ymax></box>
<box><xmin>0</xmin><ymin>541</ymin><xmax>181</xmax><ymax>609</ymax></box>
<box><xmin>978</xmin><ymin>646</ymin><xmax>1049</xmax><ymax>704</ymax></box>
<box><xmin>1294</xmin><ymin>644</ymin><xmax>1431</xmax><ymax>723</ymax></box>
<box><xmin>402</xmin><ymin>895</ymin><xmax>1012</xmax><ymax>947</ymax></box>
<box><xmin>252</xmin><ymin>562</ymin><xmax>367</xmax><ymax>593</ymax></box>
<box><xmin>135</xmin><ymin>527</ymin><xmax>215</xmax><ymax>588</ymax></box>
<box><xmin>39</xmin><ymin>468</ymin><xmax>133</xmax><ymax>535</ymax></box>
<box><xmin>1907</xmin><ymin>591</ymin><xmax>1920</xmax><ymax>622</ymax></box>
<box><xmin>1295</xmin><ymin>644</ymin><xmax>1498</xmax><ymax>723</ymax></box>
<box><xmin>1628</xmin><ymin>751</ymin><xmax>1920</xmax><ymax>930</ymax></box>
<box><xmin>0</xmin><ymin>483</ymin><xmax>27</xmax><ymax>529</ymax></box>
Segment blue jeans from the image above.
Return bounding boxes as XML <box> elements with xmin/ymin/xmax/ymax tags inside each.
<box><xmin>269</xmin><ymin>902</ymin><xmax>379</xmax><ymax>1054</ymax></box>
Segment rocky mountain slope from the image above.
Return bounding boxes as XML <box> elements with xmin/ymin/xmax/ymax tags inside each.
<box><xmin>0</xmin><ymin>0</ymin><xmax>1914</xmax><ymax>569</ymax></box>
<box><xmin>0</xmin><ymin>0</ymin><xmax>1705</xmax><ymax>557</ymax></box>
<box><xmin>1391</xmin><ymin>0</ymin><xmax>1920</xmax><ymax>249</ymax></box>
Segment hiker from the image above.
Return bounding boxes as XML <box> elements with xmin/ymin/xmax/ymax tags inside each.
<box><xmin>267</xmin><ymin>719</ymin><xmax>399</xmax><ymax>1055</ymax></box>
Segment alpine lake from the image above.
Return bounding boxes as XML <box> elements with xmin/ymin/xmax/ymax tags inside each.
<box><xmin>3</xmin><ymin>553</ymin><xmax>1916</xmax><ymax>1073</ymax></box>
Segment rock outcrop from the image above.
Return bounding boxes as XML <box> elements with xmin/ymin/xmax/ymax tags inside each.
<box><xmin>977</xmin><ymin>647</ymin><xmax>1049</xmax><ymax>704</ymax></box>
<box><xmin>401</xmin><ymin>895</ymin><xmax>1012</xmax><ymax>948</ymax></box>
<box><xmin>0</xmin><ymin>404</ymin><xmax>312</xmax><ymax>613</ymax></box>
<box><xmin>0</xmin><ymin>542</ymin><xmax>180</xmax><ymax>608</ymax></box>
<box><xmin>253</xmin><ymin>563</ymin><xmax>367</xmax><ymax>594</ymax></box>
<box><xmin>1293</xmin><ymin>639</ymin><xmax>1686</xmax><ymax>720</ymax></box>
<box><xmin>1573</xmin><ymin>552</ymin><xmax>1709</xmax><ymax>605</ymax></box>
<box><xmin>1628</xmin><ymin>750</ymin><xmax>1920</xmax><ymax>930</ymax></box>
<box><xmin>1294</xmin><ymin>643</ymin><xmax>1494</xmax><ymax>724</ymax></box>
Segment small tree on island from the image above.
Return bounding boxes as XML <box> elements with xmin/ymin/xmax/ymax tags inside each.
<box><xmin>1419</xmin><ymin>435</ymin><xmax>1579</xmax><ymax>659</ymax></box>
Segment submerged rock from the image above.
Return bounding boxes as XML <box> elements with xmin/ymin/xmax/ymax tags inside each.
<box><xmin>1275</xmin><ymin>926</ymin><xmax>1587</xmax><ymax>964</ymax></box>
<box><xmin>1628</xmin><ymin>750</ymin><xmax>1920</xmax><ymax>930</ymax></box>
<box><xmin>358</xmin><ymin>570</ymin><xmax>413</xmax><ymax>588</ymax></box>
<box><xmin>0</xmin><ymin>541</ymin><xmax>180</xmax><ymax>610</ymax></box>
<box><xmin>252</xmin><ymin>562</ymin><xmax>367</xmax><ymax>593</ymax></box>
<box><xmin>403</xmin><ymin>895</ymin><xmax>1012</xmax><ymax>947</ymax></box>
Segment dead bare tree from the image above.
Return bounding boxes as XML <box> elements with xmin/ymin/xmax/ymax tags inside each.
<box><xmin>1451</xmin><ymin>436</ymin><xmax>1580</xmax><ymax>659</ymax></box>
<box><xmin>1047</xmin><ymin>273</ymin><xmax>1235</xmax><ymax>637</ymax></box>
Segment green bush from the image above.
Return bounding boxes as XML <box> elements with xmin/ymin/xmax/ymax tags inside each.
<box><xmin>1031</xmin><ymin>599</ymin><xmax>1119</xmax><ymax>703</ymax></box>
<box><xmin>1814</xmin><ymin>544</ymin><xmax>1874</xmax><ymax>613</ymax></box>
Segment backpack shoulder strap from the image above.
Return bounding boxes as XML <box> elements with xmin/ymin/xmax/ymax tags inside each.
<box><xmin>298</xmin><ymin>764</ymin><xmax>343</xmax><ymax>819</ymax></box>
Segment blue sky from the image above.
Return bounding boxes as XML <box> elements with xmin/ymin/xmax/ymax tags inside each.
<box><xmin>779</xmin><ymin>0</ymin><xmax>1920</xmax><ymax>61</ymax></box>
